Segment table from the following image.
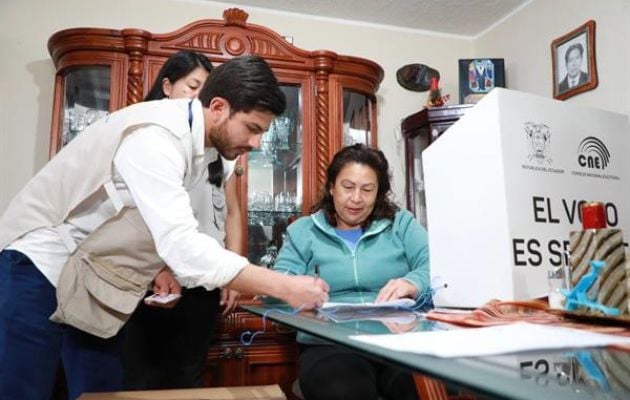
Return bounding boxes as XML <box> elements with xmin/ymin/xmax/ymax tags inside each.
<box><xmin>243</xmin><ymin>305</ymin><xmax>630</xmax><ymax>400</ymax></box>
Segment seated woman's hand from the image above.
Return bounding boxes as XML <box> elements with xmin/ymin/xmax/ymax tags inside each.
<box><xmin>382</xmin><ymin>319</ymin><xmax>418</xmax><ymax>334</ymax></box>
<box><xmin>375</xmin><ymin>278</ymin><xmax>418</xmax><ymax>303</ymax></box>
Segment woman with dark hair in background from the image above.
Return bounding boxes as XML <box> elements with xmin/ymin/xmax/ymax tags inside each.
<box><xmin>272</xmin><ymin>144</ymin><xmax>429</xmax><ymax>400</ymax></box>
<box><xmin>123</xmin><ymin>50</ymin><xmax>243</xmax><ymax>389</ymax></box>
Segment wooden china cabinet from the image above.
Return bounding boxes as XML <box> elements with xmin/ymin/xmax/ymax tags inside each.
<box><xmin>47</xmin><ymin>8</ymin><xmax>383</xmax><ymax>395</ymax></box>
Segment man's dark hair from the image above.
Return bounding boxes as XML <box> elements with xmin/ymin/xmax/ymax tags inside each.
<box><xmin>144</xmin><ymin>51</ymin><xmax>213</xmax><ymax>101</ymax></box>
<box><xmin>564</xmin><ymin>43</ymin><xmax>584</xmax><ymax>63</ymax></box>
<box><xmin>198</xmin><ymin>55</ymin><xmax>286</xmax><ymax>116</ymax></box>
<box><xmin>313</xmin><ymin>144</ymin><xmax>398</xmax><ymax>229</ymax></box>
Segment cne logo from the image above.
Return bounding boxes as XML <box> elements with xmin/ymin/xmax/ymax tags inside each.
<box><xmin>577</xmin><ymin>137</ymin><xmax>610</xmax><ymax>169</ymax></box>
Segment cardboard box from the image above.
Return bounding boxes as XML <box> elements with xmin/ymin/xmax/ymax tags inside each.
<box><xmin>78</xmin><ymin>385</ymin><xmax>287</xmax><ymax>400</ymax></box>
<box><xmin>423</xmin><ymin>88</ymin><xmax>630</xmax><ymax>307</ymax></box>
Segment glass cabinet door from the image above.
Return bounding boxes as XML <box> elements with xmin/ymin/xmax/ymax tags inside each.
<box><xmin>408</xmin><ymin>133</ymin><xmax>431</xmax><ymax>228</ymax></box>
<box><xmin>402</xmin><ymin>105</ymin><xmax>473</xmax><ymax>228</ymax></box>
<box><xmin>342</xmin><ymin>89</ymin><xmax>373</xmax><ymax>146</ymax></box>
<box><xmin>60</xmin><ymin>67</ymin><xmax>111</xmax><ymax>148</ymax></box>
<box><xmin>247</xmin><ymin>85</ymin><xmax>303</xmax><ymax>266</ymax></box>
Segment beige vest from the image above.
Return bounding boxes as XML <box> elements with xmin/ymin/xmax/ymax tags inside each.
<box><xmin>51</xmin><ymin>206</ymin><xmax>164</xmax><ymax>338</ymax></box>
<box><xmin>0</xmin><ymin>99</ymin><xmax>206</xmax><ymax>338</ymax></box>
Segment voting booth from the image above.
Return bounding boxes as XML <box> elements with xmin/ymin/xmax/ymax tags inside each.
<box><xmin>423</xmin><ymin>88</ymin><xmax>630</xmax><ymax>308</ymax></box>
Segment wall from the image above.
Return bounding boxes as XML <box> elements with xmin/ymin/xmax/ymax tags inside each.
<box><xmin>0</xmin><ymin>0</ymin><xmax>472</xmax><ymax>213</ymax></box>
<box><xmin>474</xmin><ymin>0</ymin><xmax>630</xmax><ymax>115</ymax></box>
<box><xmin>4</xmin><ymin>0</ymin><xmax>627</xmax><ymax>215</ymax></box>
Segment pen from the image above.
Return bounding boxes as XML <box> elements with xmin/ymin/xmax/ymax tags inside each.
<box><xmin>314</xmin><ymin>264</ymin><xmax>320</xmax><ymax>280</ymax></box>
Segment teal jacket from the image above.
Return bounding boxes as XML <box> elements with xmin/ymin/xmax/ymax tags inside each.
<box><xmin>273</xmin><ymin>209</ymin><xmax>430</xmax><ymax>304</ymax></box>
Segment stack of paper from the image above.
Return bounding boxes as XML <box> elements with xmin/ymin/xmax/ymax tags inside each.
<box><xmin>317</xmin><ymin>298</ymin><xmax>418</xmax><ymax>323</ymax></box>
<box><xmin>319</xmin><ymin>298</ymin><xmax>416</xmax><ymax>311</ymax></box>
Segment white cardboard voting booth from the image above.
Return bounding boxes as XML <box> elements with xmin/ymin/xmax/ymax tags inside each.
<box><xmin>423</xmin><ymin>88</ymin><xmax>630</xmax><ymax>308</ymax></box>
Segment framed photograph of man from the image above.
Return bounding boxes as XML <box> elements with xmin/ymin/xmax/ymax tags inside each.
<box><xmin>458</xmin><ymin>58</ymin><xmax>505</xmax><ymax>104</ymax></box>
<box><xmin>551</xmin><ymin>20</ymin><xmax>598</xmax><ymax>100</ymax></box>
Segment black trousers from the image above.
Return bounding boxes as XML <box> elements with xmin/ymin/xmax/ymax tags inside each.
<box><xmin>122</xmin><ymin>287</ymin><xmax>221</xmax><ymax>389</ymax></box>
<box><xmin>298</xmin><ymin>344</ymin><xmax>420</xmax><ymax>400</ymax></box>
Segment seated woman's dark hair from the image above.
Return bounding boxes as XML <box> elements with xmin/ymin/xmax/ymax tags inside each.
<box><xmin>313</xmin><ymin>144</ymin><xmax>398</xmax><ymax>229</ymax></box>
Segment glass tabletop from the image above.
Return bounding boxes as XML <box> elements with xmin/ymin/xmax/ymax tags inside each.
<box><xmin>243</xmin><ymin>305</ymin><xmax>630</xmax><ymax>400</ymax></box>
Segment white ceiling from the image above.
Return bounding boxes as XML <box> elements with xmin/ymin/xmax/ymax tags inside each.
<box><xmin>213</xmin><ymin>0</ymin><xmax>530</xmax><ymax>37</ymax></box>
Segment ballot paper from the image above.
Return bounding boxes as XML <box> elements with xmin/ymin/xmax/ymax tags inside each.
<box><xmin>323</xmin><ymin>309</ymin><xmax>419</xmax><ymax>324</ymax></box>
<box><xmin>319</xmin><ymin>298</ymin><xmax>416</xmax><ymax>311</ymax></box>
<box><xmin>349</xmin><ymin>322</ymin><xmax>630</xmax><ymax>358</ymax></box>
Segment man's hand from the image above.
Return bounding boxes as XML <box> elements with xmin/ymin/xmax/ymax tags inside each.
<box><xmin>148</xmin><ymin>267</ymin><xmax>182</xmax><ymax>309</ymax></box>
<box><xmin>221</xmin><ymin>289</ymin><xmax>241</xmax><ymax>315</ymax></box>
<box><xmin>283</xmin><ymin>276</ymin><xmax>329</xmax><ymax>310</ymax></box>
<box><xmin>375</xmin><ymin>278</ymin><xmax>418</xmax><ymax>303</ymax></box>
<box><xmin>224</xmin><ymin>265</ymin><xmax>329</xmax><ymax>311</ymax></box>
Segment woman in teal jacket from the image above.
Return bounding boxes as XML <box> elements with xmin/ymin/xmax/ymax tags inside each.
<box><xmin>273</xmin><ymin>144</ymin><xmax>427</xmax><ymax>400</ymax></box>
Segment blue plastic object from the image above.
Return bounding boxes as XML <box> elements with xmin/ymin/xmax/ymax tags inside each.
<box><xmin>561</xmin><ymin>260</ymin><xmax>620</xmax><ymax>316</ymax></box>
<box><xmin>574</xmin><ymin>351</ymin><xmax>610</xmax><ymax>391</ymax></box>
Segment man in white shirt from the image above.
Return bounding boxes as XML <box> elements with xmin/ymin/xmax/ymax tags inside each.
<box><xmin>0</xmin><ymin>55</ymin><xmax>329</xmax><ymax>399</ymax></box>
<box><xmin>558</xmin><ymin>43</ymin><xmax>589</xmax><ymax>93</ymax></box>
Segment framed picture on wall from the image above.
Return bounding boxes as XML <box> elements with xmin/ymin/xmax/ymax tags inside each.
<box><xmin>551</xmin><ymin>20</ymin><xmax>598</xmax><ymax>100</ymax></box>
<box><xmin>458</xmin><ymin>58</ymin><xmax>505</xmax><ymax>104</ymax></box>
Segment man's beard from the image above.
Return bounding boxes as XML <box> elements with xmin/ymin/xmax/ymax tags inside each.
<box><xmin>209</xmin><ymin>121</ymin><xmax>250</xmax><ymax>160</ymax></box>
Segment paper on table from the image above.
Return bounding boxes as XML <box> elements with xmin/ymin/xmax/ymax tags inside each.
<box><xmin>324</xmin><ymin>309</ymin><xmax>419</xmax><ymax>324</ymax></box>
<box><xmin>319</xmin><ymin>298</ymin><xmax>416</xmax><ymax>311</ymax></box>
<box><xmin>350</xmin><ymin>322</ymin><xmax>630</xmax><ymax>358</ymax></box>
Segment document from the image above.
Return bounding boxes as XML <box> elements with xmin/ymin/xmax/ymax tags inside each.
<box><xmin>350</xmin><ymin>322</ymin><xmax>630</xmax><ymax>358</ymax></box>
<box><xmin>318</xmin><ymin>299</ymin><xmax>418</xmax><ymax>323</ymax></box>
<box><xmin>319</xmin><ymin>298</ymin><xmax>416</xmax><ymax>311</ymax></box>
<box><xmin>323</xmin><ymin>309</ymin><xmax>419</xmax><ymax>324</ymax></box>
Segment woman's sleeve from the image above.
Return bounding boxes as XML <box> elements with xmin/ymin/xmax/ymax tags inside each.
<box><xmin>272</xmin><ymin>224</ymin><xmax>309</xmax><ymax>276</ymax></box>
<box><xmin>263</xmin><ymin>224</ymin><xmax>310</xmax><ymax>306</ymax></box>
